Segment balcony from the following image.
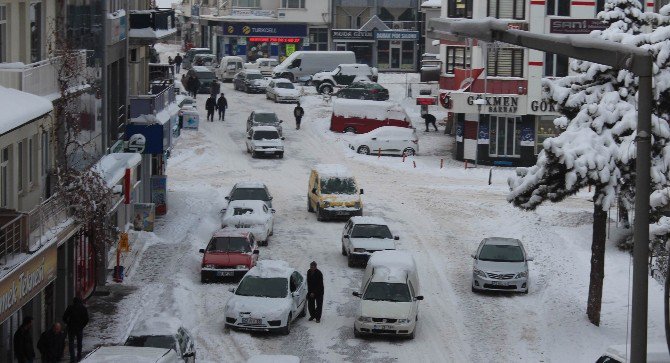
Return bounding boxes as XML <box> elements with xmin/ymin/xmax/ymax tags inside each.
<box><xmin>129</xmin><ymin>8</ymin><xmax>178</xmax><ymax>43</ymax></box>
<box><xmin>382</xmin><ymin>20</ymin><xmax>419</xmax><ymax>31</ymax></box>
<box><xmin>0</xmin><ymin>211</ymin><xmax>27</xmax><ymax>265</ymax></box>
<box><xmin>129</xmin><ymin>84</ymin><xmax>177</xmax><ymax>121</ymax></box>
<box><xmin>0</xmin><ymin>51</ymin><xmax>87</xmax><ymax>99</ymax></box>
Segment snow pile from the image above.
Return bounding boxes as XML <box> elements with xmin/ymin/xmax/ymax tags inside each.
<box><xmin>368</xmin><ymin>250</ymin><xmax>416</xmax><ymax>284</ymax></box>
<box><xmin>247</xmin><ymin>355</ymin><xmax>301</xmax><ymax>363</ymax></box>
<box><xmin>248</xmin><ymin>260</ymin><xmax>293</xmax><ymax>278</ymax></box>
<box><xmin>129</xmin><ymin>27</ymin><xmax>178</xmax><ymax>39</ymax></box>
<box><xmin>332</xmin><ymin>99</ymin><xmax>404</xmax><ymax>121</ymax></box>
<box><xmin>93</xmin><ymin>153</ymin><xmax>142</xmax><ymax>188</ymax></box>
<box><xmin>0</xmin><ymin>86</ymin><xmax>53</xmax><ymax>135</ymax></box>
<box><xmin>421</xmin><ymin>0</ymin><xmax>442</xmax><ymax>7</ymax></box>
<box><xmin>314</xmin><ymin>164</ymin><xmax>353</xmax><ymax>179</ymax></box>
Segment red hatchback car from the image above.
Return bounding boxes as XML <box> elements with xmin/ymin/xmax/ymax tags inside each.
<box><xmin>330</xmin><ymin>99</ymin><xmax>412</xmax><ymax>134</ymax></box>
<box><xmin>199</xmin><ymin>230</ymin><xmax>259</xmax><ymax>282</ymax></box>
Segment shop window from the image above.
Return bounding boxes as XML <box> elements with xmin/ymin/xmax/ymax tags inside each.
<box><xmin>488</xmin><ymin>0</ymin><xmax>525</xmax><ymax>20</ymax></box>
<box><xmin>0</xmin><ymin>5</ymin><xmax>6</xmax><ymax>62</ymax></box>
<box><xmin>448</xmin><ymin>0</ymin><xmax>473</xmax><ymax>18</ymax></box>
<box><xmin>309</xmin><ymin>28</ymin><xmax>328</xmax><ymax>51</ymax></box>
<box><xmin>281</xmin><ymin>0</ymin><xmax>305</xmax><ymax>8</ymax></box>
<box><xmin>445</xmin><ymin>46</ymin><xmax>471</xmax><ymax>74</ymax></box>
<box><xmin>402</xmin><ymin>41</ymin><xmax>414</xmax><ymax>69</ymax></box>
<box><xmin>489</xmin><ymin>116</ymin><xmax>522</xmax><ymax>157</ymax></box>
<box><xmin>487</xmin><ymin>48</ymin><xmax>524</xmax><ymax>77</ymax></box>
<box><xmin>1</xmin><ymin>147</ymin><xmax>8</xmax><ymax>207</ymax></box>
<box><xmin>547</xmin><ymin>0</ymin><xmax>571</xmax><ymax>16</ymax></box>
<box><xmin>536</xmin><ymin>116</ymin><xmax>562</xmax><ymax>154</ymax></box>
<box><xmin>233</xmin><ymin>0</ymin><xmax>260</xmax><ymax>7</ymax></box>
<box><xmin>544</xmin><ymin>52</ymin><xmax>569</xmax><ymax>77</ymax></box>
<box><xmin>30</xmin><ymin>1</ymin><xmax>43</xmax><ymax>63</ymax></box>
<box><xmin>377</xmin><ymin>41</ymin><xmax>390</xmax><ymax>70</ymax></box>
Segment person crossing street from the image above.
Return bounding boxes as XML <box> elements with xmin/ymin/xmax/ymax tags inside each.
<box><xmin>294</xmin><ymin>102</ymin><xmax>305</xmax><ymax>130</ymax></box>
<box><xmin>174</xmin><ymin>53</ymin><xmax>182</xmax><ymax>73</ymax></box>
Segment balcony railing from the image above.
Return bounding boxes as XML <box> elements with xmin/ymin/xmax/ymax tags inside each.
<box><xmin>0</xmin><ymin>212</ymin><xmax>27</xmax><ymax>264</ymax></box>
<box><xmin>129</xmin><ymin>8</ymin><xmax>176</xmax><ymax>38</ymax></box>
<box><xmin>129</xmin><ymin>84</ymin><xmax>176</xmax><ymax>119</ymax></box>
<box><xmin>0</xmin><ymin>50</ymin><xmax>87</xmax><ymax>98</ymax></box>
<box><xmin>27</xmin><ymin>194</ymin><xmax>69</xmax><ymax>249</ymax></box>
<box><xmin>382</xmin><ymin>21</ymin><xmax>419</xmax><ymax>31</ymax></box>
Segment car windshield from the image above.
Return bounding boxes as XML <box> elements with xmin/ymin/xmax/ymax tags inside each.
<box><xmin>232</xmin><ymin>207</ymin><xmax>254</xmax><ymax>216</ymax></box>
<box><xmin>235</xmin><ymin>276</ymin><xmax>288</xmax><ymax>298</ymax></box>
<box><xmin>125</xmin><ymin>335</ymin><xmax>175</xmax><ymax>350</ymax></box>
<box><xmin>351</xmin><ymin>224</ymin><xmax>392</xmax><ymax>239</ymax></box>
<box><xmin>276</xmin><ymin>83</ymin><xmax>294</xmax><ymax>89</ymax></box>
<box><xmin>254</xmin><ymin>113</ymin><xmax>279</xmax><ymax>124</ymax></box>
<box><xmin>247</xmin><ymin>73</ymin><xmax>263</xmax><ymax>80</ymax></box>
<box><xmin>320</xmin><ymin>177</ymin><xmax>357</xmax><ymax>195</ymax></box>
<box><xmin>253</xmin><ymin>131</ymin><xmax>279</xmax><ymax>140</ymax></box>
<box><xmin>230</xmin><ymin>188</ymin><xmax>269</xmax><ymax>201</ymax></box>
<box><xmin>363</xmin><ymin>282</ymin><xmax>411</xmax><ymax>303</ymax></box>
<box><xmin>478</xmin><ymin>244</ymin><xmax>525</xmax><ymax>262</ymax></box>
<box><xmin>207</xmin><ymin>236</ymin><xmax>251</xmax><ymax>253</ymax></box>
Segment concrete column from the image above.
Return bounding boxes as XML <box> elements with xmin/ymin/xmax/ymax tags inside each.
<box><xmin>55</xmin><ymin>242</ymin><xmax>68</xmax><ymax>321</ymax></box>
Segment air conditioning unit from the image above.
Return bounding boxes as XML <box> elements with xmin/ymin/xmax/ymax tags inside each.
<box><xmin>392</xmin><ymin>21</ymin><xmax>403</xmax><ymax>30</ymax></box>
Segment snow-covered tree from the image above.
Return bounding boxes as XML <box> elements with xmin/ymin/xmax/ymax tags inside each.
<box><xmin>507</xmin><ymin>0</ymin><xmax>670</xmax><ymax>325</ymax></box>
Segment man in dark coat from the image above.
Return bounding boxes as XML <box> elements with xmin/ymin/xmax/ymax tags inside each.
<box><xmin>210</xmin><ymin>79</ymin><xmax>221</xmax><ymax>97</ymax></box>
<box><xmin>37</xmin><ymin>323</ymin><xmax>66</xmax><ymax>363</ymax></box>
<box><xmin>293</xmin><ymin>102</ymin><xmax>305</xmax><ymax>130</ymax></box>
<box><xmin>217</xmin><ymin>93</ymin><xmax>228</xmax><ymax>121</ymax></box>
<box><xmin>306</xmin><ymin>261</ymin><xmax>324</xmax><ymax>323</ymax></box>
<box><xmin>187</xmin><ymin>75</ymin><xmax>200</xmax><ymax>98</ymax></box>
<box><xmin>205</xmin><ymin>95</ymin><xmax>216</xmax><ymax>122</ymax></box>
<box><xmin>421</xmin><ymin>113</ymin><xmax>438</xmax><ymax>132</ymax></box>
<box><xmin>63</xmin><ymin>297</ymin><xmax>89</xmax><ymax>363</ymax></box>
<box><xmin>174</xmin><ymin>53</ymin><xmax>183</xmax><ymax>73</ymax></box>
<box><xmin>14</xmin><ymin>316</ymin><xmax>35</xmax><ymax>363</ymax></box>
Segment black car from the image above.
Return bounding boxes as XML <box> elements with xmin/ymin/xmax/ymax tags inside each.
<box><xmin>335</xmin><ymin>82</ymin><xmax>389</xmax><ymax>101</ymax></box>
<box><xmin>185</xmin><ymin>66</ymin><xmax>218</xmax><ymax>94</ymax></box>
<box><xmin>233</xmin><ymin>70</ymin><xmax>267</xmax><ymax>93</ymax></box>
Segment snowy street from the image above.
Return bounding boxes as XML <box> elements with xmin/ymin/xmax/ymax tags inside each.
<box><xmin>82</xmin><ymin>46</ymin><xmax>666</xmax><ymax>363</ymax></box>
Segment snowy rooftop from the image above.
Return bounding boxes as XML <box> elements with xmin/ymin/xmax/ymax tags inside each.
<box><xmin>350</xmin><ymin>216</ymin><xmax>388</xmax><ymax>226</ymax></box>
<box><xmin>421</xmin><ymin>0</ymin><xmax>442</xmax><ymax>7</ymax></box>
<box><xmin>332</xmin><ymin>99</ymin><xmax>404</xmax><ymax>121</ymax></box>
<box><xmin>314</xmin><ymin>164</ymin><xmax>353</xmax><ymax>179</ymax></box>
<box><xmin>0</xmin><ymin>86</ymin><xmax>53</xmax><ymax>136</ymax></box>
<box><xmin>129</xmin><ymin>316</ymin><xmax>182</xmax><ymax>337</ymax></box>
<box><xmin>247</xmin><ymin>260</ymin><xmax>293</xmax><ymax>279</ymax></box>
<box><xmin>368</xmin><ymin>251</ymin><xmax>416</xmax><ymax>283</ymax></box>
<box><xmin>233</xmin><ymin>181</ymin><xmax>267</xmax><ymax>189</ymax></box>
<box><xmin>94</xmin><ymin>153</ymin><xmax>142</xmax><ymax>188</ymax></box>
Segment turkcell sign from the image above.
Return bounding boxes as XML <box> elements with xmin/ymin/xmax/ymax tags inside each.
<box><xmin>225</xmin><ymin>23</ymin><xmax>307</xmax><ymax>37</ymax></box>
<box><xmin>374</xmin><ymin>30</ymin><xmax>419</xmax><ymax>40</ymax></box>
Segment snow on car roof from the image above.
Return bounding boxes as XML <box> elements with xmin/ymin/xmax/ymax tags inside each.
<box><xmin>314</xmin><ymin>164</ymin><xmax>354</xmax><ymax>179</ymax></box>
<box><xmin>251</xmin><ymin>125</ymin><xmax>280</xmax><ymax>132</ymax></box>
<box><xmin>129</xmin><ymin>316</ymin><xmax>181</xmax><ymax>337</ymax></box>
<box><xmin>247</xmin><ymin>260</ymin><xmax>294</xmax><ymax>279</ymax></box>
<box><xmin>332</xmin><ymin>99</ymin><xmax>404</xmax><ymax>121</ymax></box>
<box><xmin>254</xmin><ymin>110</ymin><xmax>276</xmax><ymax>114</ymax></box>
<box><xmin>349</xmin><ymin>216</ymin><xmax>388</xmax><ymax>225</ymax></box>
<box><xmin>364</xmin><ymin>126</ymin><xmax>415</xmax><ymax>137</ymax></box>
<box><xmin>484</xmin><ymin>237</ymin><xmax>521</xmax><ymax>246</ymax></box>
<box><xmin>368</xmin><ymin>251</ymin><xmax>416</xmax><ymax>283</ymax></box>
<box><xmin>234</xmin><ymin>181</ymin><xmax>267</xmax><ymax>188</ymax></box>
<box><xmin>189</xmin><ymin>48</ymin><xmax>210</xmax><ymax>51</ymax></box>
<box><xmin>82</xmin><ymin>346</ymin><xmax>174</xmax><ymax>363</ymax></box>
<box><xmin>247</xmin><ymin>355</ymin><xmax>301</xmax><ymax>363</ymax></box>
<box><xmin>192</xmin><ymin>66</ymin><xmax>213</xmax><ymax>72</ymax></box>
<box><xmin>272</xmin><ymin>78</ymin><xmax>292</xmax><ymax>84</ymax></box>
<box><xmin>212</xmin><ymin>229</ymin><xmax>251</xmax><ymax>238</ymax></box>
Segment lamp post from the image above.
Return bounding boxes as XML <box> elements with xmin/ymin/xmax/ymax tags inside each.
<box><xmin>427</xmin><ymin>17</ymin><xmax>654</xmax><ymax>362</ymax></box>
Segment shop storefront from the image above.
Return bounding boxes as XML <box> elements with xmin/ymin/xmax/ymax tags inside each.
<box><xmin>332</xmin><ymin>29</ymin><xmax>374</xmax><ymax>65</ymax></box>
<box><xmin>331</xmin><ymin>28</ymin><xmax>419</xmax><ymax>71</ymax></box>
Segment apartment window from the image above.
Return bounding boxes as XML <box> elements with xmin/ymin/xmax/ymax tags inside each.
<box><xmin>41</xmin><ymin>131</ymin><xmax>48</xmax><ymax>176</ymax></box>
<box><xmin>544</xmin><ymin>52</ymin><xmax>569</xmax><ymax>77</ymax></box>
<box><xmin>536</xmin><ymin>116</ymin><xmax>561</xmax><ymax>154</ymax></box>
<box><xmin>281</xmin><ymin>0</ymin><xmax>305</xmax><ymax>8</ymax></box>
<box><xmin>487</xmin><ymin>48</ymin><xmax>524</xmax><ymax>77</ymax></box>
<box><xmin>488</xmin><ymin>0</ymin><xmax>525</xmax><ymax>19</ymax></box>
<box><xmin>17</xmin><ymin>141</ymin><xmax>23</xmax><ymax>192</ymax></box>
<box><xmin>445</xmin><ymin>47</ymin><xmax>471</xmax><ymax>74</ymax></box>
<box><xmin>309</xmin><ymin>28</ymin><xmax>328</xmax><ymax>51</ymax></box>
<box><xmin>28</xmin><ymin>138</ymin><xmax>34</xmax><ymax>184</ymax></box>
<box><xmin>547</xmin><ymin>0</ymin><xmax>570</xmax><ymax>16</ymax></box>
<box><xmin>233</xmin><ymin>0</ymin><xmax>260</xmax><ymax>7</ymax></box>
<box><xmin>30</xmin><ymin>1</ymin><xmax>43</xmax><ymax>63</ymax></box>
<box><xmin>489</xmin><ymin>116</ymin><xmax>522</xmax><ymax>156</ymax></box>
<box><xmin>1</xmin><ymin>147</ymin><xmax>8</xmax><ymax>207</ymax></box>
<box><xmin>596</xmin><ymin>0</ymin><xmax>606</xmax><ymax>13</ymax></box>
<box><xmin>0</xmin><ymin>5</ymin><xmax>6</xmax><ymax>63</ymax></box>
<box><xmin>448</xmin><ymin>0</ymin><xmax>473</xmax><ymax>18</ymax></box>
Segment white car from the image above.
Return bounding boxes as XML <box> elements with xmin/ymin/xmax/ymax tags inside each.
<box><xmin>349</xmin><ymin>126</ymin><xmax>419</xmax><ymax>156</ymax></box>
<box><xmin>82</xmin><ymin>346</ymin><xmax>179</xmax><ymax>363</ymax></box>
<box><xmin>244</xmin><ymin>57</ymin><xmax>279</xmax><ymax>76</ymax></box>
<box><xmin>341</xmin><ymin>217</ymin><xmax>398</xmax><ymax>267</ymax></box>
<box><xmin>221</xmin><ymin>200</ymin><xmax>275</xmax><ymax>245</ymax></box>
<box><xmin>124</xmin><ymin>317</ymin><xmax>196</xmax><ymax>363</ymax></box>
<box><xmin>225</xmin><ymin>260</ymin><xmax>307</xmax><ymax>335</ymax></box>
<box><xmin>265</xmin><ymin>79</ymin><xmax>301</xmax><ymax>103</ymax></box>
<box><xmin>471</xmin><ymin>237</ymin><xmax>532</xmax><ymax>294</ymax></box>
<box><xmin>246</xmin><ymin>126</ymin><xmax>285</xmax><ymax>158</ymax></box>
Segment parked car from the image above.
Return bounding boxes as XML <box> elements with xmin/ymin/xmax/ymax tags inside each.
<box><xmin>596</xmin><ymin>343</ymin><xmax>670</xmax><ymax>363</ymax></box>
<box><xmin>221</xmin><ymin>200</ymin><xmax>275</xmax><ymax>245</ymax></box>
<box><xmin>216</xmin><ymin>56</ymin><xmax>244</xmax><ymax>82</ymax></box>
<box><xmin>246</xmin><ymin>126</ymin><xmax>285</xmax><ymax>158</ymax></box>
<box><xmin>352</xmin><ymin>250</ymin><xmax>423</xmax><ymax>339</ymax></box>
<box><xmin>225</xmin><ymin>181</ymin><xmax>273</xmax><ymax>209</ymax></box>
<box><xmin>192</xmin><ymin>53</ymin><xmax>217</xmax><ymax>71</ymax></box>
<box><xmin>186</xmin><ymin>66</ymin><xmax>218</xmax><ymax>94</ymax></box>
<box><xmin>348</xmin><ymin>126</ymin><xmax>419</xmax><ymax>156</ymax></box>
<box><xmin>124</xmin><ymin>317</ymin><xmax>196</xmax><ymax>363</ymax></box>
<box><xmin>272</xmin><ymin>51</ymin><xmax>356</xmax><ymax>82</ymax></box>
<box><xmin>341</xmin><ymin>216</ymin><xmax>398</xmax><ymax>267</ymax></box>
<box><xmin>307</xmin><ymin>164</ymin><xmax>363</xmax><ymax>221</ymax></box>
<box><xmin>471</xmin><ymin>237</ymin><xmax>532</xmax><ymax>294</ymax></box>
<box><xmin>335</xmin><ymin>81</ymin><xmax>389</xmax><ymax>101</ymax></box>
<box><xmin>224</xmin><ymin>260</ymin><xmax>307</xmax><ymax>335</ymax></box>
<box><xmin>82</xmin><ymin>346</ymin><xmax>179</xmax><ymax>363</ymax></box>
<box><xmin>312</xmin><ymin>64</ymin><xmax>379</xmax><ymax>94</ymax></box>
<box><xmin>233</xmin><ymin>69</ymin><xmax>270</xmax><ymax>93</ymax></box>
<box><xmin>199</xmin><ymin>229</ymin><xmax>259</xmax><ymax>282</ymax></box>
<box><xmin>244</xmin><ymin>57</ymin><xmax>279</xmax><ymax>76</ymax></box>
<box><xmin>331</xmin><ymin>99</ymin><xmax>412</xmax><ymax>134</ymax></box>
<box><xmin>266</xmin><ymin>79</ymin><xmax>300</xmax><ymax>103</ymax></box>
<box><xmin>183</xmin><ymin>47</ymin><xmax>211</xmax><ymax>70</ymax></box>
<box><xmin>246</xmin><ymin>110</ymin><xmax>283</xmax><ymax>135</ymax></box>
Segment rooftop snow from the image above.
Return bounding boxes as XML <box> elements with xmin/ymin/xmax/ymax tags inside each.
<box><xmin>0</xmin><ymin>86</ymin><xmax>53</xmax><ymax>136</ymax></box>
<box><xmin>314</xmin><ymin>164</ymin><xmax>354</xmax><ymax>179</ymax></box>
<box><xmin>349</xmin><ymin>216</ymin><xmax>388</xmax><ymax>225</ymax></box>
<box><xmin>247</xmin><ymin>260</ymin><xmax>293</xmax><ymax>279</ymax></box>
<box><xmin>332</xmin><ymin>99</ymin><xmax>405</xmax><ymax>121</ymax></box>
<box><xmin>94</xmin><ymin>153</ymin><xmax>142</xmax><ymax>188</ymax></box>
<box><xmin>421</xmin><ymin>0</ymin><xmax>442</xmax><ymax>7</ymax></box>
<box><xmin>368</xmin><ymin>251</ymin><xmax>416</xmax><ymax>283</ymax></box>
<box><xmin>129</xmin><ymin>27</ymin><xmax>178</xmax><ymax>39</ymax></box>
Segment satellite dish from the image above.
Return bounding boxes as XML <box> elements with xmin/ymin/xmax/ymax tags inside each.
<box><xmin>127</xmin><ymin>134</ymin><xmax>146</xmax><ymax>153</ymax></box>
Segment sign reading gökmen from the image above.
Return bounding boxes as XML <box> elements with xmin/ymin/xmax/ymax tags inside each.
<box><xmin>467</xmin><ymin>95</ymin><xmax>519</xmax><ymax>113</ymax></box>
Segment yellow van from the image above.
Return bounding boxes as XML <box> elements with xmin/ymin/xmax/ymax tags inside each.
<box><xmin>307</xmin><ymin>164</ymin><xmax>363</xmax><ymax>221</ymax></box>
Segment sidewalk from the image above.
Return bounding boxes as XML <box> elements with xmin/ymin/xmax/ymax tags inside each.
<box><xmin>106</xmin><ymin>230</ymin><xmax>150</xmax><ymax>281</ymax></box>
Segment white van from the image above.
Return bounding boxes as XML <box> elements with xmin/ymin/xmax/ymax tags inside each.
<box><xmin>216</xmin><ymin>56</ymin><xmax>244</xmax><ymax>82</ymax></box>
<box><xmin>352</xmin><ymin>250</ymin><xmax>423</xmax><ymax>339</ymax></box>
<box><xmin>272</xmin><ymin>51</ymin><xmax>356</xmax><ymax>82</ymax></box>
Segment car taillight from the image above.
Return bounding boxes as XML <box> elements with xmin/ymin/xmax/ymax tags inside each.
<box><xmin>370</xmin><ymin>89</ymin><xmax>379</xmax><ymax>94</ymax></box>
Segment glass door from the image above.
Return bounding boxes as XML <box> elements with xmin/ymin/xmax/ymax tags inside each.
<box><xmin>391</xmin><ymin>46</ymin><xmax>400</xmax><ymax>69</ymax></box>
<box><xmin>488</xmin><ymin>116</ymin><xmax>521</xmax><ymax>156</ymax></box>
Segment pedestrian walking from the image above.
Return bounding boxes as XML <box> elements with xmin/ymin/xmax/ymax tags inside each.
<box><xmin>205</xmin><ymin>95</ymin><xmax>216</xmax><ymax>122</ymax></box>
<box><xmin>168</xmin><ymin>56</ymin><xmax>174</xmax><ymax>65</ymax></box>
<box><xmin>294</xmin><ymin>102</ymin><xmax>305</xmax><ymax>130</ymax></box>
<box><xmin>306</xmin><ymin>261</ymin><xmax>324</xmax><ymax>323</ymax></box>
<box><xmin>421</xmin><ymin>113</ymin><xmax>438</xmax><ymax>132</ymax></box>
<box><xmin>63</xmin><ymin>297</ymin><xmax>89</xmax><ymax>363</ymax></box>
<box><xmin>217</xmin><ymin>93</ymin><xmax>228</xmax><ymax>121</ymax></box>
<box><xmin>187</xmin><ymin>75</ymin><xmax>200</xmax><ymax>98</ymax></box>
<box><xmin>37</xmin><ymin>323</ymin><xmax>66</xmax><ymax>363</ymax></box>
<box><xmin>210</xmin><ymin>79</ymin><xmax>221</xmax><ymax>97</ymax></box>
<box><xmin>174</xmin><ymin>53</ymin><xmax>183</xmax><ymax>73</ymax></box>
<box><xmin>14</xmin><ymin>316</ymin><xmax>35</xmax><ymax>363</ymax></box>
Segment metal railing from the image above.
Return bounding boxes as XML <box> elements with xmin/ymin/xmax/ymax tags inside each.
<box><xmin>0</xmin><ymin>51</ymin><xmax>87</xmax><ymax>97</ymax></box>
<box><xmin>129</xmin><ymin>84</ymin><xmax>176</xmax><ymax>119</ymax></box>
<box><xmin>129</xmin><ymin>9</ymin><xmax>176</xmax><ymax>31</ymax></box>
<box><xmin>27</xmin><ymin>194</ymin><xmax>69</xmax><ymax>249</ymax></box>
<box><xmin>0</xmin><ymin>214</ymin><xmax>25</xmax><ymax>264</ymax></box>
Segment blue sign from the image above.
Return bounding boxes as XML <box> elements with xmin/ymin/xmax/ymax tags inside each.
<box><xmin>374</xmin><ymin>30</ymin><xmax>420</xmax><ymax>40</ymax></box>
<box><xmin>223</xmin><ymin>23</ymin><xmax>307</xmax><ymax>37</ymax></box>
<box><xmin>125</xmin><ymin>124</ymin><xmax>164</xmax><ymax>154</ymax></box>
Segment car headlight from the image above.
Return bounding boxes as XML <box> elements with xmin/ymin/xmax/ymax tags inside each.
<box><xmin>397</xmin><ymin>319</ymin><xmax>411</xmax><ymax>324</ymax></box>
<box><xmin>358</xmin><ymin>316</ymin><xmax>372</xmax><ymax>322</ymax></box>
<box><xmin>236</xmin><ymin>265</ymin><xmax>249</xmax><ymax>270</ymax></box>
<box><xmin>473</xmin><ymin>268</ymin><xmax>487</xmax><ymax>278</ymax></box>
<box><xmin>203</xmin><ymin>264</ymin><xmax>217</xmax><ymax>269</ymax></box>
<box><xmin>322</xmin><ymin>201</ymin><xmax>330</xmax><ymax>208</ymax></box>
<box><xmin>353</xmin><ymin>248</ymin><xmax>366</xmax><ymax>253</ymax></box>
<box><xmin>515</xmin><ymin>271</ymin><xmax>527</xmax><ymax>279</ymax></box>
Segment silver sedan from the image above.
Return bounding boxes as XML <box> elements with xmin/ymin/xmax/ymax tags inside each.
<box><xmin>471</xmin><ymin>237</ymin><xmax>533</xmax><ymax>294</ymax></box>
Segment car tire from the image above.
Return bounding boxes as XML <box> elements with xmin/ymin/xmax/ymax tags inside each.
<box><xmin>471</xmin><ymin>285</ymin><xmax>477</xmax><ymax>293</ymax></box>
<box><xmin>347</xmin><ymin>255</ymin><xmax>355</xmax><ymax>268</ymax></box>
<box><xmin>522</xmin><ymin>289</ymin><xmax>529</xmax><ymax>295</ymax></box>
<box><xmin>354</xmin><ymin>327</ymin><xmax>362</xmax><ymax>338</ymax></box>
<box><xmin>403</xmin><ymin>147</ymin><xmax>416</xmax><ymax>156</ymax></box>
<box><xmin>307</xmin><ymin>198</ymin><xmax>314</xmax><ymax>212</ymax></box>
<box><xmin>299</xmin><ymin>303</ymin><xmax>307</xmax><ymax>318</ymax></box>
<box><xmin>278</xmin><ymin>152</ymin><xmax>284</xmax><ymax>159</ymax></box>
<box><xmin>344</xmin><ymin>126</ymin><xmax>356</xmax><ymax>134</ymax></box>
<box><xmin>281</xmin><ymin>314</ymin><xmax>292</xmax><ymax>335</ymax></box>
<box><xmin>407</xmin><ymin>329</ymin><xmax>415</xmax><ymax>340</ymax></box>
<box><xmin>251</xmin><ymin>151</ymin><xmax>257</xmax><ymax>158</ymax></box>
<box><xmin>357</xmin><ymin>146</ymin><xmax>370</xmax><ymax>155</ymax></box>
<box><xmin>316</xmin><ymin>205</ymin><xmax>324</xmax><ymax>221</ymax></box>
<box><xmin>319</xmin><ymin>83</ymin><xmax>334</xmax><ymax>95</ymax></box>
<box><xmin>341</xmin><ymin>244</ymin><xmax>347</xmax><ymax>256</ymax></box>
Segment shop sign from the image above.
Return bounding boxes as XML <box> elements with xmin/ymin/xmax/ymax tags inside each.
<box><xmin>248</xmin><ymin>37</ymin><xmax>301</xmax><ymax>43</ymax></box>
<box><xmin>520</xmin><ymin>126</ymin><xmax>535</xmax><ymax>146</ymax></box>
<box><xmin>118</xmin><ymin>232</ymin><xmax>130</xmax><ymax>252</ymax></box>
<box><xmin>0</xmin><ymin>244</ymin><xmax>57</xmax><ymax>324</ymax></box>
<box><xmin>107</xmin><ymin>12</ymin><xmax>127</xmax><ymax>45</ymax></box>
<box><xmin>374</xmin><ymin>30</ymin><xmax>419</xmax><ymax>40</ymax></box>
<box><xmin>151</xmin><ymin>175</ymin><xmax>167</xmax><ymax>216</ymax></box>
<box><xmin>224</xmin><ymin>23</ymin><xmax>307</xmax><ymax>37</ymax></box>
<box><xmin>467</xmin><ymin>95</ymin><xmax>519</xmax><ymax>113</ymax></box>
<box><xmin>125</xmin><ymin>124</ymin><xmax>164</xmax><ymax>154</ymax></box>
<box><xmin>530</xmin><ymin>100</ymin><xmax>558</xmax><ymax>113</ymax></box>
<box><xmin>286</xmin><ymin>44</ymin><xmax>296</xmax><ymax>57</ymax></box>
<box><xmin>231</xmin><ymin>9</ymin><xmax>275</xmax><ymax>17</ymax></box>
<box><xmin>133</xmin><ymin>203</ymin><xmax>155</xmax><ymax>232</ymax></box>
<box><xmin>550</xmin><ymin>19</ymin><xmax>607</xmax><ymax>34</ymax></box>
<box><xmin>331</xmin><ymin>29</ymin><xmax>374</xmax><ymax>40</ymax></box>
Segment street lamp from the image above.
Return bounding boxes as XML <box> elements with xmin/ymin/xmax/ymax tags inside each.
<box><xmin>427</xmin><ymin>17</ymin><xmax>653</xmax><ymax>362</ymax></box>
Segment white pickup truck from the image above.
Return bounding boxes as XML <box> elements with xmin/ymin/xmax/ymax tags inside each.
<box><xmin>243</xmin><ymin>58</ymin><xmax>279</xmax><ymax>77</ymax></box>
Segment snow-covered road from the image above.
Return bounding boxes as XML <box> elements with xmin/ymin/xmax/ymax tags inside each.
<box><xmin>85</xmin><ymin>45</ymin><xmax>667</xmax><ymax>362</ymax></box>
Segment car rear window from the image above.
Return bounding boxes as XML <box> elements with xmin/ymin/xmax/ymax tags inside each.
<box><xmin>253</xmin><ymin>130</ymin><xmax>279</xmax><ymax>140</ymax></box>
<box><xmin>125</xmin><ymin>335</ymin><xmax>176</xmax><ymax>350</ymax></box>
<box><xmin>232</xmin><ymin>207</ymin><xmax>254</xmax><ymax>216</ymax></box>
<box><xmin>208</xmin><ymin>236</ymin><xmax>251</xmax><ymax>252</ymax></box>
<box><xmin>230</xmin><ymin>188</ymin><xmax>269</xmax><ymax>201</ymax></box>
<box><xmin>247</xmin><ymin>73</ymin><xmax>263</xmax><ymax>80</ymax></box>
<box><xmin>236</xmin><ymin>276</ymin><xmax>288</xmax><ymax>298</ymax></box>
<box><xmin>254</xmin><ymin>113</ymin><xmax>279</xmax><ymax>124</ymax></box>
<box><xmin>276</xmin><ymin>82</ymin><xmax>294</xmax><ymax>89</ymax></box>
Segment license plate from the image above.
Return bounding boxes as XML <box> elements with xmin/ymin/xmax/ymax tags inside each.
<box><xmin>335</xmin><ymin>211</ymin><xmax>349</xmax><ymax>215</ymax></box>
<box><xmin>490</xmin><ymin>281</ymin><xmax>507</xmax><ymax>286</ymax></box>
<box><xmin>217</xmin><ymin>271</ymin><xmax>234</xmax><ymax>277</ymax></box>
<box><xmin>264</xmin><ymin>151</ymin><xmax>275</xmax><ymax>154</ymax></box>
<box><xmin>241</xmin><ymin>318</ymin><xmax>262</xmax><ymax>325</ymax></box>
<box><xmin>373</xmin><ymin>325</ymin><xmax>393</xmax><ymax>330</ymax></box>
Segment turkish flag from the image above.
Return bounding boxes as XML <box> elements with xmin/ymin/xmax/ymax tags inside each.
<box><xmin>453</xmin><ymin>68</ymin><xmax>484</xmax><ymax>91</ymax></box>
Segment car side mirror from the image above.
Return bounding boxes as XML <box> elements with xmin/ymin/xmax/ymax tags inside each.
<box><xmin>343</xmin><ymin>234</ymin><xmax>350</xmax><ymax>238</ymax></box>
<box><xmin>199</xmin><ymin>248</ymin><xmax>205</xmax><ymax>253</ymax></box>
<box><xmin>253</xmin><ymin>249</ymin><xmax>260</xmax><ymax>255</ymax></box>
<box><xmin>527</xmin><ymin>257</ymin><xmax>534</xmax><ymax>262</ymax></box>
<box><xmin>371</xmin><ymin>137</ymin><xmax>377</xmax><ymax>140</ymax></box>
<box><xmin>394</xmin><ymin>236</ymin><xmax>400</xmax><ymax>240</ymax></box>
<box><xmin>359</xmin><ymin>189</ymin><xmax>364</xmax><ymax>195</ymax></box>
<box><xmin>415</xmin><ymin>296</ymin><xmax>424</xmax><ymax>301</ymax></box>
<box><xmin>470</xmin><ymin>254</ymin><xmax>476</xmax><ymax>259</ymax></box>
<box><xmin>352</xmin><ymin>291</ymin><xmax>360</xmax><ymax>297</ymax></box>
<box><xmin>228</xmin><ymin>287</ymin><xmax>235</xmax><ymax>293</ymax></box>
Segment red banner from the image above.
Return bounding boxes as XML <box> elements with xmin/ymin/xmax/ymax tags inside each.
<box><xmin>248</xmin><ymin>37</ymin><xmax>301</xmax><ymax>43</ymax></box>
